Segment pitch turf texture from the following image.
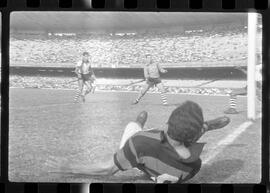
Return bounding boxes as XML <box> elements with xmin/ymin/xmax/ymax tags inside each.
<box><xmin>9</xmin><ymin>88</ymin><xmax>261</xmax><ymax>183</ymax></box>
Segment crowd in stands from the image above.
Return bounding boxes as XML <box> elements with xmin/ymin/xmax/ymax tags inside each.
<box><xmin>10</xmin><ymin>24</ymin><xmax>262</xmax><ymax>68</ymax></box>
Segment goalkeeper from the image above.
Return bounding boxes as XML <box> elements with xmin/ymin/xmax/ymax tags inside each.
<box><xmin>50</xmin><ymin>101</ymin><xmax>230</xmax><ymax>183</ymax></box>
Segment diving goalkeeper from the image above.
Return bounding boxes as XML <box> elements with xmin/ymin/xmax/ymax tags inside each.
<box><xmin>48</xmin><ymin>100</ymin><xmax>230</xmax><ymax>183</ymax></box>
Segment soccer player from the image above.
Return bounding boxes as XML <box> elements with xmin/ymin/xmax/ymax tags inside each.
<box><xmin>49</xmin><ymin>101</ymin><xmax>230</xmax><ymax>183</ymax></box>
<box><xmin>224</xmin><ymin>58</ymin><xmax>262</xmax><ymax>114</ymax></box>
<box><xmin>74</xmin><ymin>52</ymin><xmax>96</xmax><ymax>102</ymax></box>
<box><xmin>132</xmin><ymin>54</ymin><xmax>168</xmax><ymax>105</ymax></box>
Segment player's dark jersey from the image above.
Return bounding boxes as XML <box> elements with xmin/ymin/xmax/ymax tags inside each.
<box><xmin>114</xmin><ymin>129</ymin><xmax>204</xmax><ymax>182</ymax></box>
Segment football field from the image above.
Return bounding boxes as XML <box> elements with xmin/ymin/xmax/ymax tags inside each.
<box><xmin>9</xmin><ymin>88</ymin><xmax>261</xmax><ymax>183</ymax></box>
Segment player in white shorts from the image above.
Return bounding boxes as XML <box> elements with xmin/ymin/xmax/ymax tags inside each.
<box><xmin>74</xmin><ymin>52</ymin><xmax>96</xmax><ymax>102</ymax></box>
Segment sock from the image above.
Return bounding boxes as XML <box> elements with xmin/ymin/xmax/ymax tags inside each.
<box><xmin>229</xmin><ymin>95</ymin><xmax>237</xmax><ymax>109</ymax></box>
<box><xmin>160</xmin><ymin>92</ymin><xmax>168</xmax><ymax>105</ymax></box>
<box><xmin>74</xmin><ymin>90</ymin><xmax>81</xmax><ymax>102</ymax></box>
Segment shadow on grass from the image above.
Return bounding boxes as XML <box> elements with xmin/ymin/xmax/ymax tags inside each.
<box><xmin>55</xmin><ymin>159</ymin><xmax>244</xmax><ymax>183</ymax></box>
<box><xmin>188</xmin><ymin>159</ymin><xmax>244</xmax><ymax>183</ymax></box>
<box><xmin>47</xmin><ymin>159</ymin><xmax>244</xmax><ymax>183</ymax></box>
<box><xmin>52</xmin><ymin>170</ymin><xmax>152</xmax><ymax>183</ymax></box>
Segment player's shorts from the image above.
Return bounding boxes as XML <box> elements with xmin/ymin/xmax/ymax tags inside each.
<box><xmin>79</xmin><ymin>73</ymin><xmax>95</xmax><ymax>82</ymax></box>
<box><xmin>147</xmin><ymin>77</ymin><xmax>162</xmax><ymax>86</ymax></box>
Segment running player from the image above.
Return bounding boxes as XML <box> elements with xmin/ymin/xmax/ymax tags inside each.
<box><xmin>224</xmin><ymin>55</ymin><xmax>262</xmax><ymax>114</ymax></box>
<box><xmin>74</xmin><ymin>52</ymin><xmax>96</xmax><ymax>102</ymax></box>
<box><xmin>47</xmin><ymin>101</ymin><xmax>230</xmax><ymax>183</ymax></box>
<box><xmin>132</xmin><ymin>54</ymin><xmax>168</xmax><ymax>105</ymax></box>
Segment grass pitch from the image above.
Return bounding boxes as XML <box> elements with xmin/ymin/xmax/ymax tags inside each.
<box><xmin>9</xmin><ymin>88</ymin><xmax>261</xmax><ymax>183</ymax></box>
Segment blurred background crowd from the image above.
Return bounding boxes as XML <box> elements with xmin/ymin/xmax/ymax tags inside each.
<box><xmin>10</xmin><ymin>24</ymin><xmax>261</xmax><ymax>68</ymax></box>
<box><xmin>9</xmin><ymin>19</ymin><xmax>262</xmax><ymax>93</ymax></box>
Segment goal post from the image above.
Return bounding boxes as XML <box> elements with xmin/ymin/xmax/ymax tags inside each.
<box><xmin>247</xmin><ymin>12</ymin><xmax>258</xmax><ymax>121</ymax></box>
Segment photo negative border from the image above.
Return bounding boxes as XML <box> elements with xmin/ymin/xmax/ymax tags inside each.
<box><xmin>0</xmin><ymin>0</ymin><xmax>269</xmax><ymax>193</ymax></box>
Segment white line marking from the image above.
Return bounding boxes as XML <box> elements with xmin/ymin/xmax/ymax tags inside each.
<box><xmin>202</xmin><ymin>114</ymin><xmax>261</xmax><ymax>165</ymax></box>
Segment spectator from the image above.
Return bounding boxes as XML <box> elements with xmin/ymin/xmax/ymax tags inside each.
<box><xmin>10</xmin><ymin>25</ymin><xmax>260</xmax><ymax>68</ymax></box>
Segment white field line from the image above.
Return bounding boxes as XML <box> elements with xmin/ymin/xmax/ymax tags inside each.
<box><xmin>9</xmin><ymin>87</ymin><xmax>247</xmax><ymax>98</ymax></box>
<box><xmin>202</xmin><ymin>114</ymin><xmax>262</xmax><ymax>165</ymax></box>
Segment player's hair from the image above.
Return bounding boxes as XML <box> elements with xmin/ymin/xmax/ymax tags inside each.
<box><xmin>167</xmin><ymin>101</ymin><xmax>204</xmax><ymax>146</ymax></box>
<box><xmin>83</xmin><ymin>51</ymin><xmax>89</xmax><ymax>56</ymax></box>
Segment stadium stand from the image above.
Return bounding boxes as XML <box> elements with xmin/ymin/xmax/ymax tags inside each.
<box><xmin>10</xmin><ymin>24</ymin><xmax>261</xmax><ymax>68</ymax></box>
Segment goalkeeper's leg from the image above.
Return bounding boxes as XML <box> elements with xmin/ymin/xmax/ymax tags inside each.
<box><xmin>119</xmin><ymin>111</ymin><xmax>148</xmax><ymax>149</ymax></box>
<box><xmin>187</xmin><ymin>116</ymin><xmax>230</xmax><ymax>145</ymax></box>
